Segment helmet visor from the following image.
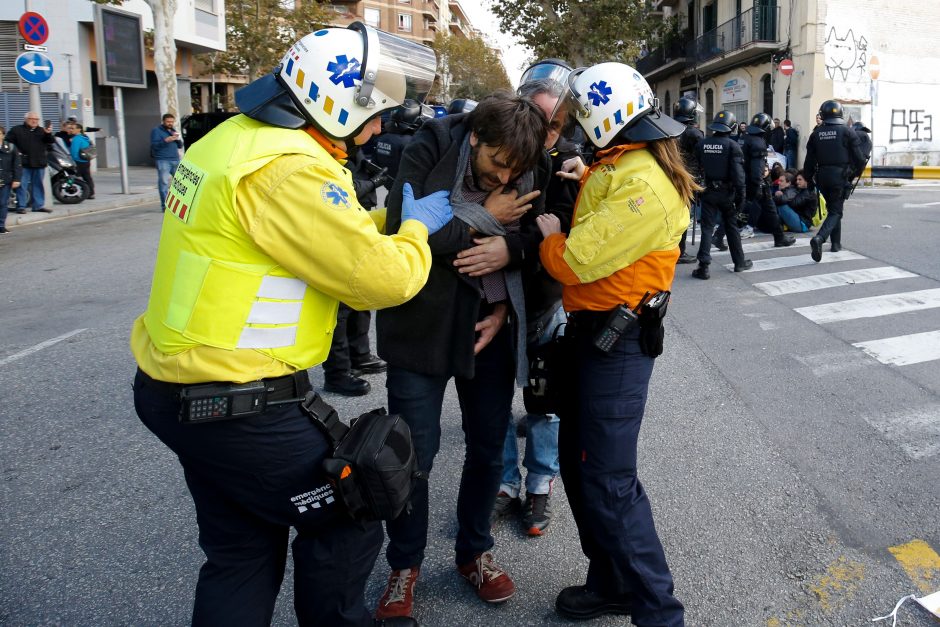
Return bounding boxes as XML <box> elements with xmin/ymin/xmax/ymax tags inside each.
<box><xmin>371</xmin><ymin>29</ymin><xmax>437</xmax><ymax>105</ymax></box>
<box><xmin>520</xmin><ymin>60</ymin><xmax>572</xmax><ymax>90</ymax></box>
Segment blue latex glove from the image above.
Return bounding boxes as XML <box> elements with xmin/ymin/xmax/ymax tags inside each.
<box><xmin>401</xmin><ymin>182</ymin><xmax>453</xmax><ymax>235</ymax></box>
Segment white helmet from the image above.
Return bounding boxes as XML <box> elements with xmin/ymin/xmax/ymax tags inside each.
<box><xmin>565</xmin><ymin>62</ymin><xmax>685</xmax><ymax>149</ymax></box>
<box><xmin>236</xmin><ymin>23</ymin><xmax>436</xmax><ymax>139</ymax></box>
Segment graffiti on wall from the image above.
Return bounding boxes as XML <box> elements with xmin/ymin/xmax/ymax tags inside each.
<box><xmin>889</xmin><ymin>110</ymin><xmax>934</xmax><ymax>143</ymax></box>
<box><xmin>824</xmin><ymin>27</ymin><xmax>868</xmax><ymax>81</ymax></box>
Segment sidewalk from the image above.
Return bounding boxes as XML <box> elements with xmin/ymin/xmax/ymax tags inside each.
<box><xmin>6</xmin><ymin>166</ymin><xmax>159</xmax><ymax>228</ymax></box>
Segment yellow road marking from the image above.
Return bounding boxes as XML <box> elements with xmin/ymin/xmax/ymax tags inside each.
<box><xmin>889</xmin><ymin>539</ymin><xmax>940</xmax><ymax>595</ymax></box>
<box><xmin>808</xmin><ymin>556</ymin><xmax>866</xmax><ymax>611</ymax></box>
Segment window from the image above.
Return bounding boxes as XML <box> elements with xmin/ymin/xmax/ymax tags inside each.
<box><xmin>398</xmin><ymin>0</ymin><xmax>412</xmax><ymax>3</ymax></box>
<box><xmin>761</xmin><ymin>74</ymin><xmax>773</xmax><ymax>117</ymax></box>
<box><xmin>365</xmin><ymin>8</ymin><xmax>380</xmax><ymax>27</ymax></box>
<box><xmin>705</xmin><ymin>88</ymin><xmax>714</xmax><ymax>124</ymax></box>
<box><xmin>195</xmin><ymin>0</ymin><xmax>215</xmax><ymax>12</ymax></box>
<box><xmin>398</xmin><ymin>13</ymin><xmax>412</xmax><ymax>31</ymax></box>
<box><xmin>725</xmin><ymin>101</ymin><xmax>748</xmax><ymax>129</ymax></box>
<box><xmin>664</xmin><ymin>91</ymin><xmax>671</xmax><ymax>117</ymax></box>
<box><xmin>98</xmin><ymin>85</ymin><xmax>116</xmax><ymax>111</ymax></box>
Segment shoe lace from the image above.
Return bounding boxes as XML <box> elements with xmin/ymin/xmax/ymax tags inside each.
<box><xmin>528</xmin><ymin>493</ymin><xmax>548</xmax><ymax>517</ymax></box>
<box><xmin>478</xmin><ymin>552</ymin><xmax>504</xmax><ymax>582</ymax></box>
<box><xmin>383</xmin><ymin>569</ymin><xmax>413</xmax><ymax>605</ymax></box>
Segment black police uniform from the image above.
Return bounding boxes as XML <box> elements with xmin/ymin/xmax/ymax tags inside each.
<box><xmin>804</xmin><ymin>120</ymin><xmax>866</xmax><ymax>252</ymax></box>
<box><xmin>694</xmin><ymin>133</ymin><xmax>749</xmax><ymax>270</ymax></box>
<box><xmin>742</xmin><ymin>131</ymin><xmax>791</xmax><ymax>245</ymax></box>
<box><xmin>374</xmin><ymin>131</ymin><xmax>414</xmax><ymax>180</ymax></box>
<box><xmin>676</xmin><ymin>124</ymin><xmax>704</xmax><ymax>259</ymax></box>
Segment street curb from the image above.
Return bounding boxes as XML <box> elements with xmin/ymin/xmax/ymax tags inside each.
<box><xmin>6</xmin><ymin>190</ymin><xmax>160</xmax><ymax>227</ymax></box>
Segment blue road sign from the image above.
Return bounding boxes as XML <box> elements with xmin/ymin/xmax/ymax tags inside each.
<box><xmin>15</xmin><ymin>52</ymin><xmax>54</xmax><ymax>85</ymax></box>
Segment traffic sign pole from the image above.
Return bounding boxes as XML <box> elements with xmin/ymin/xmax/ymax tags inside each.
<box><xmin>23</xmin><ymin>2</ymin><xmax>43</xmax><ymax>156</ymax></box>
<box><xmin>115</xmin><ymin>88</ymin><xmax>130</xmax><ymax>194</ymax></box>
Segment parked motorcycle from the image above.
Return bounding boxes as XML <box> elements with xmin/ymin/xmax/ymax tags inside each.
<box><xmin>49</xmin><ymin>138</ymin><xmax>90</xmax><ymax>204</ymax></box>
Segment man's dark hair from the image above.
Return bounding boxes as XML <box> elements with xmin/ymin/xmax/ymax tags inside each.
<box><xmin>466</xmin><ymin>91</ymin><xmax>547</xmax><ymax>174</ymax></box>
<box><xmin>162</xmin><ymin>113</ymin><xmax>175</xmax><ymax>121</ymax></box>
<box><xmin>784</xmin><ymin>119</ymin><xmax>792</xmax><ymax>128</ymax></box>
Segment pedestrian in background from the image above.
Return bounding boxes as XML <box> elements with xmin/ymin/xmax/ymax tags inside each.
<box><xmin>56</xmin><ymin>119</ymin><xmax>74</xmax><ymax>148</ymax></box>
<box><xmin>770</xmin><ymin>117</ymin><xmax>785</xmax><ymax>154</ymax></box>
<box><xmin>672</xmin><ymin>97</ymin><xmax>704</xmax><ymax>265</ymax></box>
<box><xmin>69</xmin><ymin>123</ymin><xmax>95</xmax><ymax>200</ymax></box>
<box><xmin>0</xmin><ymin>126</ymin><xmax>22</xmax><ymax>234</ymax></box>
<box><xmin>150</xmin><ymin>113</ymin><xmax>183</xmax><ymax>211</ymax></box>
<box><xmin>6</xmin><ymin>111</ymin><xmax>54</xmax><ymax>214</ymax></box>
<box><xmin>783</xmin><ymin>119</ymin><xmax>799</xmax><ymax>168</ymax></box>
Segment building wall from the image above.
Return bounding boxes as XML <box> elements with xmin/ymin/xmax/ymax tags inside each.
<box><xmin>819</xmin><ymin>0</ymin><xmax>940</xmax><ymax>165</ymax></box>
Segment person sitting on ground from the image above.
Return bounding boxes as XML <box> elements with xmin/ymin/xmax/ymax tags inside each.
<box><xmin>770</xmin><ymin>162</ymin><xmax>785</xmax><ymax>188</ymax></box>
<box><xmin>772</xmin><ymin>171</ymin><xmax>807</xmax><ymax>233</ymax></box>
<box><xmin>789</xmin><ymin>170</ymin><xmax>818</xmax><ymax>232</ymax></box>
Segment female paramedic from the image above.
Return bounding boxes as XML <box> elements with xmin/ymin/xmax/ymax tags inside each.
<box><xmin>536</xmin><ymin>62</ymin><xmax>696</xmax><ymax>627</ymax></box>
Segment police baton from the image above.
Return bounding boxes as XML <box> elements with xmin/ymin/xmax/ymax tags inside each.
<box><xmin>846</xmin><ymin>156</ymin><xmax>871</xmax><ymax>199</ymax></box>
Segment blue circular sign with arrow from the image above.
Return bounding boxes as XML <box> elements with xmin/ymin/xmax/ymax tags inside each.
<box><xmin>15</xmin><ymin>52</ymin><xmax>54</xmax><ymax>85</ymax></box>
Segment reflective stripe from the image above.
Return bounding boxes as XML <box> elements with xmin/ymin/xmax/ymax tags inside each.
<box><xmin>237</xmin><ymin>325</ymin><xmax>298</xmax><ymax>349</ymax></box>
<box><xmin>258</xmin><ymin>275</ymin><xmax>307</xmax><ymax>300</ymax></box>
<box><xmin>246</xmin><ymin>301</ymin><xmax>303</xmax><ymax>324</ymax></box>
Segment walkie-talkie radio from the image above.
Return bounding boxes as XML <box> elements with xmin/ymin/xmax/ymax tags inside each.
<box><xmin>593</xmin><ymin>304</ymin><xmax>639</xmax><ymax>352</ymax></box>
<box><xmin>179</xmin><ymin>381</ymin><xmax>267</xmax><ymax>423</ymax></box>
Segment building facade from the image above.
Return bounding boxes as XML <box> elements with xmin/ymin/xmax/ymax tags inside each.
<box><xmin>0</xmin><ymin>0</ymin><xmax>225</xmax><ymax>167</ymax></box>
<box><xmin>325</xmin><ymin>0</ymin><xmax>473</xmax><ymax>45</ymax></box>
<box><xmin>640</xmin><ymin>0</ymin><xmax>940</xmax><ymax>166</ymax></box>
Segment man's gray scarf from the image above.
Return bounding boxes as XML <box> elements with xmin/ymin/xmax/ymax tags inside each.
<box><xmin>450</xmin><ymin>136</ymin><xmax>529</xmax><ymax>385</ymax></box>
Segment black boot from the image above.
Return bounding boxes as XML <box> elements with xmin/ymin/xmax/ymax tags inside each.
<box><xmin>774</xmin><ymin>233</ymin><xmax>796</xmax><ymax>247</ymax></box>
<box><xmin>691</xmin><ymin>264</ymin><xmax>710</xmax><ymax>280</ymax></box>
<box><xmin>351</xmin><ymin>353</ymin><xmax>387</xmax><ymax>375</ymax></box>
<box><xmin>323</xmin><ymin>373</ymin><xmax>371</xmax><ymax>396</ymax></box>
<box><xmin>734</xmin><ymin>259</ymin><xmax>753</xmax><ymax>272</ymax></box>
<box><xmin>830</xmin><ymin>242</ymin><xmax>842</xmax><ymax>252</ymax></box>
<box><xmin>810</xmin><ymin>236</ymin><xmax>823</xmax><ymax>262</ymax></box>
<box><xmin>712</xmin><ymin>238</ymin><xmax>728</xmax><ymax>251</ymax></box>
<box><xmin>555</xmin><ymin>585</ymin><xmax>632</xmax><ymax>620</ymax></box>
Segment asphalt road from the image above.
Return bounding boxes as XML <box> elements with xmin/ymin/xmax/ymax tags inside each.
<box><xmin>1</xmin><ymin>188</ymin><xmax>937</xmax><ymax>626</ymax></box>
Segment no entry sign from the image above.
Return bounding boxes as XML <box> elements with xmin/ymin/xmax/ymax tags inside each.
<box><xmin>18</xmin><ymin>12</ymin><xmax>49</xmax><ymax>46</ymax></box>
<box><xmin>779</xmin><ymin>58</ymin><xmax>794</xmax><ymax>76</ymax></box>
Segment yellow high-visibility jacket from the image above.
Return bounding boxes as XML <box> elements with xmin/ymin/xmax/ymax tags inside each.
<box><xmin>131</xmin><ymin>114</ymin><xmax>431</xmax><ymax>383</ymax></box>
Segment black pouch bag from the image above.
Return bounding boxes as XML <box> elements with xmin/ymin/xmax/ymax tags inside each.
<box><xmin>522</xmin><ymin>325</ymin><xmax>569</xmax><ymax>415</ymax></box>
<box><xmin>301</xmin><ymin>392</ymin><xmax>418</xmax><ymax>522</ymax></box>
<box><xmin>638</xmin><ymin>291</ymin><xmax>671</xmax><ymax>358</ymax></box>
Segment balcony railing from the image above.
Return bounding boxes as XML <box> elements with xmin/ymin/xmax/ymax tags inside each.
<box><xmin>636</xmin><ymin>39</ymin><xmax>689</xmax><ymax>77</ymax></box>
<box><xmin>687</xmin><ymin>5</ymin><xmax>780</xmax><ymax>65</ymax></box>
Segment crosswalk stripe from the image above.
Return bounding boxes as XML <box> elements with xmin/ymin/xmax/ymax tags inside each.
<box><xmin>711</xmin><ymin>237</ymin><xmax>811</xmax><ymax>257</ymax></box>
<box><xmin>853</xmin><ymin>330</ymin><xmax>940</xmax><ymax>366</ymax></box>
<box><xmin>724</xmin><ymin>250</ymin><xmax>865</xmax><ymax>272</ymax></box>
<box><xmin>754</xmin><ymin>266</ymin><xmax>918</xmax><ymax>296</ymax></box>
<box><xmin>889</xmin><ymin>540</ymin><xmax>940</xmax><ymax>595</ymax></box>
<box><xmin>795</xmin><ymin>288</ymin><xmax>940</xmax><ymax>324</ymax></box>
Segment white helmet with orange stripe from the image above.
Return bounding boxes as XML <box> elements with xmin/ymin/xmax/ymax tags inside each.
<box><xmin>236</xmin><ymin>22</ymin><xmax>436</xmax><ymax>140</ymax></box>
<box><xmin>563</xmin><ymin>62</ymin><xmax>685</xmax><ymax>149</ymax></box>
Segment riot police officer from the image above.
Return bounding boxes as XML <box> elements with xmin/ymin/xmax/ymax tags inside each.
<box><xmin>805</xmin><ymin>100</ymin><xmax>867</xmax><ymax>261</ymax></box>
<box><xmin>853</xmin><ymin>121</ymin><xmax>873</xmax><ymax>162</ymax></box>
<box><xmin>673</xmin><ymin>97</ymin><xmax>704</xmax><ymax>264</ymax></box>
<box><xmin>374</xmin><ymin>100</ymin><xmax>425</xmax><ymax>180</ymax></box>
<box><xmin>691</xmin><ymin>111</ymin><xmax>753</xmax><ymax>279</ymax></box>
<box><xmin>742</xmin><ymin>113</ymin><xmax>796</xmax><ymax>247</ymax></box>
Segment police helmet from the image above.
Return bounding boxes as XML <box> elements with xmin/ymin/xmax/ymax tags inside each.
<box><xmin>852</xmin><ymin>121</ymin><xmax>871</xmax><ymax>133</ymax></box>
<box><xmin>820</xmin><ymin>100</ymin><xmax>845</xmax><ymax>124</ymax></box>
<box><xmin>447</xmin><ymin>98</ymin><xmax>478</xmax><ymax>115</ymax></box>
<box><xmin>708</xmin><ymin>110</ymin><xmax>737</xmax><ymax>133</ymax></box>
<box><xmin>747</xmin><ymin>112</ymin><xmax>774</xmax><ymax>134</ymax></box>
<box><xmin>672</xmin><ymin>97</ymin><xmax>699</xmax><ymax>123</ymax></box>
<box><xmin>235</xmin><ymin>22</ymin><xmax>437</xmax><ymax>139</ymax></box>
<box><xmin>389</xmin><ymin>99</ymin><xmax>423</xmax><ymax>131</ymax></box>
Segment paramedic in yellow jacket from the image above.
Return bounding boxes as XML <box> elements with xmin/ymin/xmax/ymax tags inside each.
<box><xmin>535</xmin><ymin>63</ymin><xmax>697</xmax><ymax>626</ymax></box>
<box><xmin>131</xmin><ymin>23</ymin><xmax>448</xmax><ymax>627</ymax></box>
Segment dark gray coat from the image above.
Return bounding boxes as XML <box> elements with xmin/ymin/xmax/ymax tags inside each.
<box><xmin>376</xmin><ymin>114</ymin><xmax>550</xmax><ymax>378</ymax></box>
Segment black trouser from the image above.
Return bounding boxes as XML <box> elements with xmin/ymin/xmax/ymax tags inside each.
<box><xmin>76</xmin><ymin>161</ymin><xmax>94</xmax><ymax>197</ymax></box>
<box><xmin>816</xmin><ymin>184</ymin><xmax>846</xmax><ymax>246</ymax></box>
<box><xmin>746</xmin><ymin>183</ymin><xmax>785</xmax><ymax>237</ymax></box>
<box><xmin>323</xmin><ymin>303</ymin><xmax>372</xmax><ymax>378</ymax></box>
<box><xmin>133</xmin><ymin>369</ymin><xmax>381</xmax><ymax>627</ymax></box>
<box><xmin>696</xmin><ymin>188</ymin><xmax>746</xmax><ymax>267</ymax></box>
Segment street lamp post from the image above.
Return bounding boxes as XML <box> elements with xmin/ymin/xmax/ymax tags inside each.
<box><xmin>869</xmin><ymin>55</ymin><xmax>880</xmax><ymax>186</ymax></box>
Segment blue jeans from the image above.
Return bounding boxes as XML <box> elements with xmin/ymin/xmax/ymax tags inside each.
<box><xmin>777</xmin><ymin>203</ymin><xmax>809</xmax><ymax>233</ymax></box>
<box><xmin>384</xmin><ymin>325</ymin><xmax>515</xmax><ymax>568</ymax></box>
<box><xmin>500</xmin><ymin>306</ymin><xmax>565</xmax><ymax>496</ymax></box>
<box><xmin>559</xmin><ymin>322</ymin><xmax>684</xmax><ymax>627</ymax></box>
<box><xmin>156</xmin><ymin>159</ymin><xmax>180</xmax><ymax>209</ymax></box>
<box><xmin>18</xmin><ymin>167</ymin><xmax>45</xmax><ymax>210</ymax></box>
<box><xmin>0</xmin><ymin>184</ymin><xmax>10</xmax><ymax>227</ymax></box>
<box><xmin>785</xmin><ymin>148</ymin><xmax>797</xmax><ymax>169</ymax></box>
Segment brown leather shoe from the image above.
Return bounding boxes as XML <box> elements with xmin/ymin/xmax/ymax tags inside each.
<box><xmin>375</xmin><ymin>567</ymin><xmax>420</xmax><ymax>620</ymax></box>
<box><xmin>457</xmin><ymin>551</ymin><xmax>515</xmax><ymax>603</ymax></box>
